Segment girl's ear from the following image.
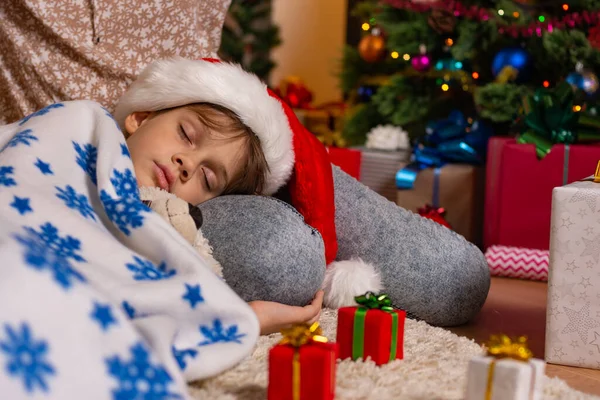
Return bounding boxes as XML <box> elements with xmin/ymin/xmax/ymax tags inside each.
<box><xmin>124</xmin><ymin>112</ymin><xmax>152</xmax><ymax>136</ymax></box>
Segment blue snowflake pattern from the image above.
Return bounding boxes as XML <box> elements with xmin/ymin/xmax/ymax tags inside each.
<box><xmin>12</xmin><ymin>222</ymin><xmax>87</xmax><ymax>290</ymax></box>
<box><xmin>73</xmin><ymin>141</ymin><xmax>98</xmax><ymax>185</ymax></box>
<box><xmin>172</xmin><ymin>346</ymin><xmax>198</xmax><ymax>370</ymax></box>
<box><xmin>182</xmin><ymin>284</ymin><xmax>204</xmax><ymax>309</ymax></box>
<box><xmin>1</xmin><ymin>129</ymin><xmax>38</xmax><ymax>152</ymax></box>
<box><xmin>90</xmin><ymin>302</ymin><xmax>118</xmax><ymax>332</ymax></box>
<box><xmin>10</xmin><ymin>196</ymin><xmax>33</xmax><ymax>215</ymax></box>
<box><xmin>122</xmin><ymin>301</ymin><xmax>136</xmax><ymax>319</ymax></box>
<box><xmin>198</xmin><ymin>319</ymin><xmax>246</xmax><ymax>346</ymax></box>
<box><xmin>19</xmin><ymin>103</ymin><xmax>65</xmax><ymax>126</ymax></box>
<box><xmin>34</xmin><ymin>159</ymin><xmax>53</xmax><ymax>175</ymax></box>
<box><xmin>0</xmin><ymin>323</ymin><xmax>56</xmax><ymax>393</ymax></box>
<box><xmin>0</xmin><ymin>165</ymin><xmax>17</xmax><ymax>187</ymax></box>
<box><xmin>100</xmin><ymin>168</ymin><xmax>150</xmax><ymax>236</ymax></box>
<box><xmin>126</xmin><ymin>256</ymin><xmax>176</xmax><ymax>281</ymax></box>
<box><xmin>106</xmin><ymin>342</ymin><xmax>182</xmax><ymax>400</ymax></box>
<box><xmin>56</xmin><ymin>185</ymin><xmax>96</xmax><ymax>220</ymax></box>
<box><xmin>120</xmin><ymin>143</ymin><xmax>131</xmax><ymax>158</ymax></box>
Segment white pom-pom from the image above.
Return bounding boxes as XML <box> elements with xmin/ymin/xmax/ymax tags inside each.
<box><xmin>365</xmin><ymin>124</ymin><xmax>410</xmax><ymax>151</ymax></box>
<box><xmin>321</xmin><ymin>258</ymin><xmax>383</xmax><ymax>308</ymax></box>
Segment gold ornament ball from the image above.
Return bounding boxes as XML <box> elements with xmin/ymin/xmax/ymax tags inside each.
<box><xmin>358</xmin><ymin>34</ymin><xmax>386</xmax><ymax>63</ymax></box>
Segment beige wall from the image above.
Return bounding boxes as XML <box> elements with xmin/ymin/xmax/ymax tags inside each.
<box><xmin>271</xmin><ymin>0</ymin><xmax>347</xmax><ymax>105</ymax></box>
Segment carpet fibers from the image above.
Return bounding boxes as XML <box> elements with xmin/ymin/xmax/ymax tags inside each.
<box><xmin>189</xmin><ymin>309</ymin><xmax>599</xmax><ymax>399</ymax></box>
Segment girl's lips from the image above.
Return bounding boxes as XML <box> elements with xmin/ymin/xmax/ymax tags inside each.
<box><xmin>153</xmin><ymin>163</ymin><xmax>170</xmax><ymax>191</ymax></box>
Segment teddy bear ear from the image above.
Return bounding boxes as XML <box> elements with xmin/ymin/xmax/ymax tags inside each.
<box><xmin>188</xmin><ymin>204</ymin><xmax>203</xmax><ymax>229</ymax></box>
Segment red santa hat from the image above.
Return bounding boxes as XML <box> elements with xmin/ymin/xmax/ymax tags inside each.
<box><xmin>114</xmin><ymin>58</ymin><xmax>382</xmax><ymax>307</ymax></box>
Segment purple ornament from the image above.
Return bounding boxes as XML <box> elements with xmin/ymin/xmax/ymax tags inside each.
<box><xmin>411</xmin><ymin>54</ymin><xmax>431</xmax><ymax>72</ymax></box>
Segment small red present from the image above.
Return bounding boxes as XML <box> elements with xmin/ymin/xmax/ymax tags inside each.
<box><xmin>327</xmin><ymin>147</ymin><xmax>362</xmax><ymax>180</ymax></box>
<box><xmin>268</xmin><ymin>322</ymin><xmax>337</xmax><ymax>400</ymax></box>
<box><xmin>336</xmin><ymin>292</ymin><xmax>406</xmax><ymax>366</ymax></box>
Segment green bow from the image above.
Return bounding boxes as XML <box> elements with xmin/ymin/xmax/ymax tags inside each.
<box><xmin>518</xmin><ymin>82</ymin><xmax>600</xmax><ymax>158</ymax></box>
<box><xmin>354</xmin><ymin>292</ymin><xmax>394</xmax><ymax>312</ymax></box>
<box><xmin>351</xmin><ymin>292</ymin><xmax>399</xmax><ymax>362</ymax></box>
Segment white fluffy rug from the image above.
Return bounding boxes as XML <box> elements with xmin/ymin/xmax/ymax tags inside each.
<box><xmin>189</xmin><ymin>309</ymin><xmax>599</xmax><ymax>399</ymax></box>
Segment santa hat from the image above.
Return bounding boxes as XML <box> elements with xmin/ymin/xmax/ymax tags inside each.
<box><xmin>114</xmin><ymin>58</ymin><xmax>382</xmax><ymax>307</ymax></box>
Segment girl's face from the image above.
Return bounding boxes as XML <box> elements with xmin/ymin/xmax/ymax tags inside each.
<box><xmin>125</xmin><ymin>107</ymin><xmax>248</xmax><ymax>205</ymax></box>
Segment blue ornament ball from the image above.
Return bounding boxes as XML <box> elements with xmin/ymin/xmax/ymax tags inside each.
<box><xmin>357</xmin><ymin>85</ymin><xmax>378</xmax><ymax>102</ymax></box>
<box><xmin>491</xmin><ymin>48</ymin><xmax>531</xmax><ymax>81</ymax></box>
<box><xmin>566</xmin><ymin>71</ymin><xmax>599</xmax><ymax>95</ymax></box>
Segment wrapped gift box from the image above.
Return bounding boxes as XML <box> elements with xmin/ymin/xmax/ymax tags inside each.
<box><xmin>396</xmin><ymin>164</ymin><xmax>485</xmax><ymax>245</ymax></box>
<box><xmin>327</xmin><ymin>147</ymin><xmax>362</xmax><ymax>181</ymax></box>
<box><xmin>484</xmin><ymin>137</ymin><xmax>600</xmax><ymax>250</ymax></box>
<box><xmin>268</xmin><ymin>334</ymin><xmax>337</xmax><ymax>400</ymax></box>
<box><xmin>337</xmin><ymin>306</ymin><xmax>405</xmax><ymax>366</ymax></box>
<box><xmin>485</xmin><ymin>245</ymin><xmax>549</xmax><ymax>282</ymax></box>
<box><xmin>545</xmin><ymin>174</ymin><xmax>600</xmax><ymax>369</ymax></box>
<box><xmin>356</xmin><ymin>147</ymin><xmax>411</xmax><ymax>202</ymax></box>
<box><xmin>465</xmin><ymin>356</ymin><xmax>545</xmax><ymax>400</ymax></box>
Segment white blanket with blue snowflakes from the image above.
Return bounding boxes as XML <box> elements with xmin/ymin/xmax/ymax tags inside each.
<box><xmin>0</xmin><ymin>101</ymin><xmax>259</xmax><ymax>399</ymax></box>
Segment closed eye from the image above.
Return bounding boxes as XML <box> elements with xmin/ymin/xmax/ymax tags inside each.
<box><xmin>178</xmin><ymin>124</ymin><xmax>192</xmax><ymax>144</ymax></box>
<box><xmin>202</xmin><ymin>167</ymin><xmax>211</xmax><ymax>191</ymax></box>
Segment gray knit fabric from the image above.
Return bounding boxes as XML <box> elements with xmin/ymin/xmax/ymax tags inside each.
<box><xmin>332</xmin><ymin>166</ymin><xmax>490</xmax><ymax>326</ymax></box>
<box><xmin>198</xmin><ymin>167</ymin><xmax>490</xmax><ymax>327</ymax></box>
<box><xmin>197</xmin><ymin>195</ymin><xmax>326</xmax><ymax>307</ymax></box>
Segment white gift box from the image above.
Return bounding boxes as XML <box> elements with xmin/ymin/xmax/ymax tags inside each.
<box><xmin>545</xmin><ymin>176</ymin><xmax>600</xmax><ymax>369</ymax></box>
<box><xmin>465</xmin><ymin>356</ymin><xmax>545</xmax><ymax>400</ymax></box>
<box><xmin>352</xmin><ymin>147</ymin><xmax>410</xmax><ymax>202</ymax></box>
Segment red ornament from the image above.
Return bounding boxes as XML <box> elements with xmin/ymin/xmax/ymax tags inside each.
<box><xmin>417</xmin><ymin>204</ymin><xmax>452</xmax><ymax>229</ymax></box>
<box><xmin>589</xmin><ymin>26</ymin><xmax>600</xmax><ymax>50</ymax></box>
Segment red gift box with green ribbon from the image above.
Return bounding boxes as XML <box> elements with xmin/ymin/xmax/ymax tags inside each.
<box><xmin>336</xmin><ymin>292</ymin><xmax>406</xmax><ymax>366</ymax></box>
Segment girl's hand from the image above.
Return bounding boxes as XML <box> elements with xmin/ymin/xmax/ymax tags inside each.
<box><xmin>249</xmin><ymin>290</ymin><xmax>324</xmax><ymax>335</ymax></box>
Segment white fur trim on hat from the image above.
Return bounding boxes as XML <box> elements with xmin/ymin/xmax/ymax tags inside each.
<box><xmin>321</xmin><ymin>258</ymin><xmax>383</xmax><ymax>309</ymax></box>
<box><xmin>114</xmin><ymin>58</ymin><xmax>295</xmax><ymax>195</ymax></box>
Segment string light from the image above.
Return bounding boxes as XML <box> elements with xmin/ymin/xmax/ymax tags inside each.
<box><xmin>362</xmin><ymin>23</ymin><xmax>370</xmax><ymax>31</ymax></box>
<box><xmin>443</xmin><ymin>74</ymin><xmax>450</xmax><ymax>81</ymax></box>
<box><xmin>391</xmin><ymin>51</ymin><xmax>399</xmax><ymax>59</ymax></box>
<box><xmin>403</xmin><ymin>53</ymin><xmax>411</xmax><ymax>61</ymax></box>
<box><xmin>472</xmin><ymin>72</ymin><xmax>480</xmax><ymax>79</ymax></box>
<box><xmin>538</xmin><ymin>15</ymin><xmax>545</xmax><ymax>22</ymax></box>
<box><xmin>441</xmin><ymin>83</ymin><xmax>450</xmax><ymax>91</ymax></box>
<box><xmin>543</xmin><ymin>80</ymin><xmax>550</xmax><ymax>88</ymax></box>
<box><xmin>513</xmin><ymin>11</ymin><xmax>520</xmax><ymax>18</ymax></box>
<box><xmin>498</xmin><ymin>9</ymin><xmax>504</xmax><ymax>16</ymax></box>
<box><xmin>445</xmin><ymin>38</ymin><xmax>454</xmax><ymax>46</ymax></box>
<box><xmin>462</xmin><ymin>84</ymin><xmax>469</xmax><ymax>91</ymax></box>
<box><xmin>454</xmin><ymin>61</ymin><xmax>463</xmax><ymax>69</ymax></box>
<box><xmin>573</xmin><ymin>105</ymin><xmax>582</xmax><ymax>112</ymax></box>
<box><xmin>562</xmin><ymin>4</ymin><xmax>569</xmax><ymax>11</ymax></box>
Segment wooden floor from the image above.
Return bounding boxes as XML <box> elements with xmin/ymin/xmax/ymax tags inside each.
<box><xmin>447</xmin><ymin>277</ymin><xmax>600</xmax><ymax>396</ymax></box>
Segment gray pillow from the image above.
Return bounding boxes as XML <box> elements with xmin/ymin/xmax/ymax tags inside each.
<box><xmin>198</xmin><ymin>167</ymin><xmax>490</xmax><ymax>327</ymax></box>
<box><xmin>198</xmin><ymin>195</ymin><xmax>325</xmax><ymax>307</ymax></box>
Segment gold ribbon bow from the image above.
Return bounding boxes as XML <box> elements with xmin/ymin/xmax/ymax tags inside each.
<box><xmin>484</xmin><ymin>334</ymin><xmax>534</xmax><ymax>400</ymax></box>
<box><xmin>279</xmin><ymin>322</ymin><xmax>328</xmax><ymax>347</ymax></box>
<box><xmin>279</xmin><ymin>323</ymin><xmax>328</xmax><ymax>400</ymax></box>
<box><xmin>486</xmin><ymin>334</ymin><xmax>533</xmax><ymax>362</ymax></box>
<box><xmin>594</xmin><ymin>160</ymin><xmax>600</xmax><ymax>183</ymax></box>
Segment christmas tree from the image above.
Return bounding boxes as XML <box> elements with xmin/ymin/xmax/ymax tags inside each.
<box><xmin>219</xmin><ymin>0</ymin><xmax>281</xmax><ymax>83</ymax></box>
<box><xmin>340</xmin><ymin>0</ymin><xmax>600</xmax><ymax>146</ymax></box>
